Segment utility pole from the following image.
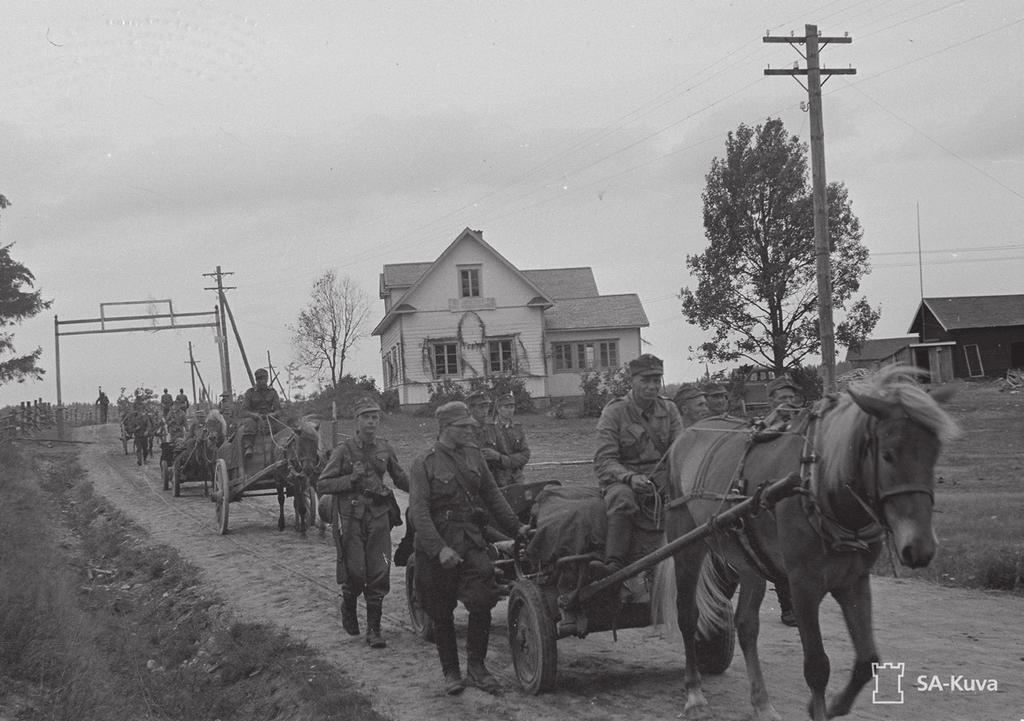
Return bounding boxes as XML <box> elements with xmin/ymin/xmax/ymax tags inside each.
<box><xmin>203</xmin><ymin>266</ymin><xmax>235</xmax><ymax>401</ymax></box>
<box><xmin>187</xmin><ymin>341</ymin><xmax>198</xmax><ymax>405</ymax></box>
<box><xmin>764</xmin><ymin>24</ymin><xmax>854</xmax><ymax>393</ymax></box>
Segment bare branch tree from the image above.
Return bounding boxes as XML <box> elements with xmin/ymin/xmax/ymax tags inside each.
<box><xmin>290</xmin><ymin>271</ymin><xmax>372</xmax><ymax>388</ymax></box>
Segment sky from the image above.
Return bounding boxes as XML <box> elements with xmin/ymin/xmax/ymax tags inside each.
<box><xmin>1</xmin><ymin>1</ymin><xmax>1022</xmax><ymax>407</ymax></box>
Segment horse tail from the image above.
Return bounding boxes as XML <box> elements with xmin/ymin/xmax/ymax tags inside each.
<box><xmin>695</xmin><ymin>552</ymin><xmax>736</xmax><ymax>639</ymax></box>
<box><xmin>651</xmin><ymin>547</ymin><xmax>736</xmax><ymax>643</ymax></box>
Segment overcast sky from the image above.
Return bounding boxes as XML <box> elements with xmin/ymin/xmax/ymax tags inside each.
<box><xmin>1</xmin><ymin>1</ymin><xmax>1021</xmax><ymax>407</ymax></box>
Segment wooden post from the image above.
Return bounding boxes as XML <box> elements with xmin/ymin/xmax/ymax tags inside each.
<box><xmin>806</xmin><ymin>24</ymin><xmax>836</xmax><ymax>394</ymax></box>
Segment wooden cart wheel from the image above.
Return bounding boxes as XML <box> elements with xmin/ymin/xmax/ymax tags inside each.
<box><xmin>161</xmin><ymin>459</ymin><xmax>170</xmax><ymax>491</ymax></box>
<box><xmin>405</xmin><ymin>557</ymin><xmax>434</xmax><ymax>642</ymax></box>
<box><xmin>214</xmin><ymin>459</ymin><xmax>230</xmax><ymax>535</ymax></box>
<box><xmin>172</xmin><ymin>462</ymin><xmax>182</xmax><ymax>498</ymax></box>
<box><xmin>507</xmin><ymin>580</ymin><xmax>558</xmax><ymax>694</ymax></box>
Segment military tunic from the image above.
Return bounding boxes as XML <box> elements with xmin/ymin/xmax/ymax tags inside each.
<box><xmin>240</xmin><ymin>386</ymin><xmax>281</xmax><ymax>437</ymax></box>
<box><xmin>318</xmin><ymin>434</ymin><xmax>409</xmax><ymax>603</ymax></box>
<box><xmin>409</xmin><ymin>442</ymin><xmax>520</xmax><ymax>614</ymax></box>
<box><xmin>594</xmin><ymin>390</ymin><xmax>683</xmax><ymax>527</ymax></box>
<box><xmin>482</xmin><ymin>420</ymin><xmax>531</xmax><ymax>486</ymax></box>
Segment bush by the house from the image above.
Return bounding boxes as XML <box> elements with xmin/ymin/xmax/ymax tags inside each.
<box><xmin>422</xmin><ymin>375</ymin><xmax>535</xmax><ymax>416</ymax></box>
<box><xmin>580</xmin><ymin>366</ymin><xmax>630</xmax><ymax>417</ymax></box>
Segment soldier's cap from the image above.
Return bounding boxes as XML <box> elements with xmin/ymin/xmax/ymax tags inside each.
<box><xmin>435</xmin><ymin>401</ymin><xmax>479</xmax><ymax>428</ymax></box>
<box><xmin>353</xmin><ymin>397</ymin><xmax>381</xmax><ymax>416</ymax></box>
<box><xmin>628</xmin><ymin>353</ymin><xmax>664</xmax><ymax>377</ymax></box>
<box><xmin>254</xmin><ymin>368</ymin><xmax>269</xmax><ymax>378</ymax></box>
<box><xmin>496</xmin><ymin>392</ymin><xmax>516</xmax><ymax>407</ymax></box>
<box><xmin>673</xmin><ymin>383</ymin><xmax>706</xmax><ymax>404</ymax></box>
<box><xmin>465</xmin><ymin>390</ymin><xmax>491</xmax><ymax>406</ymax></box>
<box><xmin>767</xmin><ymin>375</ymin><xmax>799</xmax><ymax>396</ymax></box>
<box><xmin>703</xmin><ymin>382</ymin><xmax>728</xmax><ymax>396</ymax></box>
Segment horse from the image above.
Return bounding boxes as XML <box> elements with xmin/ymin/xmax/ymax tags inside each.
<box><xmin>172</xmin><ymin>412</ymin><xmax>225</xmax><ymax>496</ymax></box>
<box><xmin>127</xmin><ymin>411</ymin><xmax>157</xmax><ymax>466</ymax></box>
<box><xmin>267</xmin><ymin>415</ymin><xmax>325</xmax><ymax>534</ymax></box>
<box><xmin>657</xmin><ymin>366</ymin><xmax>959</xmax><ymax>721</ymax></box>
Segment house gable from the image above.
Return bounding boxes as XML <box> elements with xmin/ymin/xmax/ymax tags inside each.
<box><xmin>373</xmin><ymin>228</ymin><xmax>553</xmax><ymax>336</ymax></box>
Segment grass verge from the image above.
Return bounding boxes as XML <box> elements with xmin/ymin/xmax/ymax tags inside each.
<box><xmin>0</xmin><ymin>442</ymin><xmax>390</xmax><ymax>721</ymax></box>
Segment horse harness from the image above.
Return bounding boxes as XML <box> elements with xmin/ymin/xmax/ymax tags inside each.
<box><xmin>670</xmin><ymin>393</ymin><xmax>932</xmax><ymax>581</ymax></box>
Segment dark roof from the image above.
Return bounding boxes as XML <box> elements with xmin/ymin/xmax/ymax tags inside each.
<box><xmin>522</xmin><ymin>268</ymin><xmax>599</xmax><ymax>300</ymax></box>
<box><xmin>845</xmin><ymin>336</ymin><xmax>917</xmax><ymax>362</ymax></box>
<box><xmin>380</xmin><ymin>262</ymin><xmax>432</xmax><ymax>292</ymax></box>
<box><xmin>910</xmin><ymin>295</ymin><xmax>1024</xmax><ymax>333</ymax></box>
<box><xmin>544</xmin><ymin>294</ymin><xmax>649</xmax><ymax>331</ymax></box>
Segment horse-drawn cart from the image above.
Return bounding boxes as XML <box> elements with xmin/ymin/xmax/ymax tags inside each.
<box><xmin>506</xmin><ymin>473</ymin><xmax>801</xmax><ymax>694</ymax></box>
<box><xmin>211</xmin><ymin>417</ymin><xmax>321</xmax><ymax>535</ymax></box>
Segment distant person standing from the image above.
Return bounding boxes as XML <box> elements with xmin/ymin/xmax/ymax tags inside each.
<box><xmin>96</xmin><ymin>388</ymin><xmax>110</xmax><ymax>423</ymax></box>
<box><xmin>175</xmin><ymin>388</ymin><xmax>190</xmax><ymax>412</ymax></box>
<box><xmin>160</xmin><ymin>388</ymin><xmax>174</xmax><ymax>418</ymax></box>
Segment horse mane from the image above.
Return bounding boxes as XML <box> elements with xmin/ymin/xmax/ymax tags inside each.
<box><xmin>819</xmin><ymin>365</ymin><xmax>960</xmax><ymax>483</ymax></box>
<box><xmin>206</xmin><ymin>409</ymin><xmax>228</xmax><ymax>437</ymax></box>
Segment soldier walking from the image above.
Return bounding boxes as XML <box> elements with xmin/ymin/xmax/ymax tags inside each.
<box><xmin>318</xmin><ymin>397</ymin><xmax>408</xmax><ymax>648</ymax></box>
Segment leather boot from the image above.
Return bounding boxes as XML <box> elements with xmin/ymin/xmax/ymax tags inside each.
<box><xmin>433</xmin><ymin>615</ymin><xmax>463</xmax><ymax>695</ymax></box>
<box><xmin>365</xmin><ymin>601</ymin><xmax>386</xmax><ymax>648</ymax></box>
<box><xmin>589</xmin><ymin>513</ymin><xmax>633</xmax><ymax>580</ymax></box>
<box><xmin>340</xmin><ymin>593</ymin><xmax>360</xmax><ymax>636</ymax></box>
<box><xmin>465</xmin><ymin>611</ymin><xmax>501</xmax><ymax>695</ymax></box>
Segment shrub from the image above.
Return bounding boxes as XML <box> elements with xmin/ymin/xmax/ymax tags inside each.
<box><xmin>423</xmin><ymin>375</ymin><xmax>535</xmax><ymax>416</ymax></box>
<box><xmin>580</xmin><ymin>366</ymin><xmax>630</xmax><ymax>417</ymax></box>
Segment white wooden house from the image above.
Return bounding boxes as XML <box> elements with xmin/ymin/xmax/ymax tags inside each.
<box><xmin>373</xmin><ymin>228</ymin><xmax>649</xmax><ymax>408</ymax></box>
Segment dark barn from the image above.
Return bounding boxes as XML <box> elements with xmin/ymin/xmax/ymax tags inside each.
<box><xmin>908</xmin><ymin>295</ymin><xmax>1024</xmax><ymax>381</ymax></box>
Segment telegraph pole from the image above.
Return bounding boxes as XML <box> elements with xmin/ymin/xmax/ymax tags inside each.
<box><xmin>764</xmin><ymin>24</ymin><xmax>854</xmax><ymax>393</ymax></box>
<box><xmin>203</xmin><ymin>266</ymin><xmax>235</xmax><ymax>401</ymax></box>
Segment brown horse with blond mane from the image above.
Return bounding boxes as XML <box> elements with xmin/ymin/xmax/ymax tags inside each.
<box><xmin>657</xmin><ymin>366</ymin><xmax>959</xmax><ymax>720</ymax></box>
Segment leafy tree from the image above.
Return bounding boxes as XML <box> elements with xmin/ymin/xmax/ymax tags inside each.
<box><xmin>0</xmin><ymin>227</ymin><xmax>52</xmax><ymax>384</ymax></box>
<box><xmin>290</xmin><ymin>271</ymin><xmax>372</xmax><ymax>388</ymax></box>
<box><xmin>680</xmin><ymin>118</ymin><xmax>879</xmax><ymax>374</ymax></box>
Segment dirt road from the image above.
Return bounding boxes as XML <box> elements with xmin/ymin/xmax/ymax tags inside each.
<box><xmin>76</xmin><ymin>424</ymin><xmax>1022</xmax><ymax>721</ymax></box>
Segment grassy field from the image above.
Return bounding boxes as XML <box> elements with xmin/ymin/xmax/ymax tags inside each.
<box><xmin>367</xmin><ymin>379</ymin><xmax>1024</xmax><ymax>593</ymax></box>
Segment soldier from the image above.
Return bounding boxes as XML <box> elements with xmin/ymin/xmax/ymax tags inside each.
<box><xmin>703</xmin><ymin>381</ymin><xmax>730</xmax><ymax>416</ymax></box>
<box><xmin>165</xmin><ymin>400</ymin><xmax>188</xmax><ymax>443</ymax></box>
<box><xmin>409</xmin><ymin>401</ymin><xmax>528</xmax><ymax>695</ymax></box>
<box><xmin>175</xmin><ymin>388</ymin><xmax>190</xmax><ymax>411</ymax></box>
<box><xmin>464</xmin><ymin>390</ymin><xmax>492</xmax><ymax>447</ymax></box>
<box><xmin>318</xmin><ymin>397</ymin><xmax>408</xmax><ymax>648</ymax></box>
<box><xmin>590</xmin><ymin>354</ymin><xmax>683</xmax><ymax>579</ymax></box>
<box><xmin>480</xmin><ymin>393</ymin><xmax>530</xmax><ymax>487</ymax></box>
<box><xmin>239</xmin><ymin>369</ymin><xmax>281</xmax><ymax>457</ymax></box>
<box><xmin>673</xmin><ymin>383</ymin><xmax>710</xmax><ymax>428</ymax></box>
<box><xmin>95</xmin><ymin>388</ymin><xmax>110</xmax><ymax>423</ymax></box>
<box><xmin>160</xmin><ymin>388</ymin><xmax>174</xmax><ymax>418</ymax></box>
<box><xmin>763</xmin><ymin>374</ymin><xmax>802</xmax><ymax>627</ymax></box>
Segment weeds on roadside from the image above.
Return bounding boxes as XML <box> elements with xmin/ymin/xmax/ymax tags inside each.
<box><xmin>0</xmin><ymin>444</ymin><xmax>389</xmax><ymax>721</ymax></box>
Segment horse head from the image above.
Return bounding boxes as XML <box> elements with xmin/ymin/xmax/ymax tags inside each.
<box><xmin>846</xmin><ymin>370</ymin><xmax>960</xmax><ymax>568</ymax></box>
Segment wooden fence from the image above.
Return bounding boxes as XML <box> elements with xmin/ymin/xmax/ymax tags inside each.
<box><xmin>0</xmin><ymin>400</ymin><xmax>120</xmax><ymax>442</ymax></box>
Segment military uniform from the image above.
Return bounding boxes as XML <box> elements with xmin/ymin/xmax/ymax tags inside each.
<box><xmin>590</xmin><ymin>354</ymin><xmax>683</xmax><ymax>578</ymax></box>
<box><xmin>410</xmin><ymin>401</ymin><xmax>524</xmax><ymax>695</ymax></box>
<box><xmin>319</xmin><ymin>434</ymin><xmax>409</xmax><ymax>605</ymax></box>
<box><xmin>165</xmin><ymin>406</ymin><xmax>188</xmax><ymax>442</ymax></box>
<box><xmin>240</xmin><ymin>379</ymin><xmax>281</xmax><ymax>450</ymax></box>
<box><xmin>160</xmin><ymin>391</ymin><xmax>174</xmax><ymax>418</ymax></box>
<box><xmin>481</xmin><ymin>419</ymin><xmax>530</xmax><ymax>486</ymax></box>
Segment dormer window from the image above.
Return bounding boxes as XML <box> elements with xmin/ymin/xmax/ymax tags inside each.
<box><xmin>459</xmin><ymin>266</ymin><xmax>481</xmax><ymax>298</ymax></box>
